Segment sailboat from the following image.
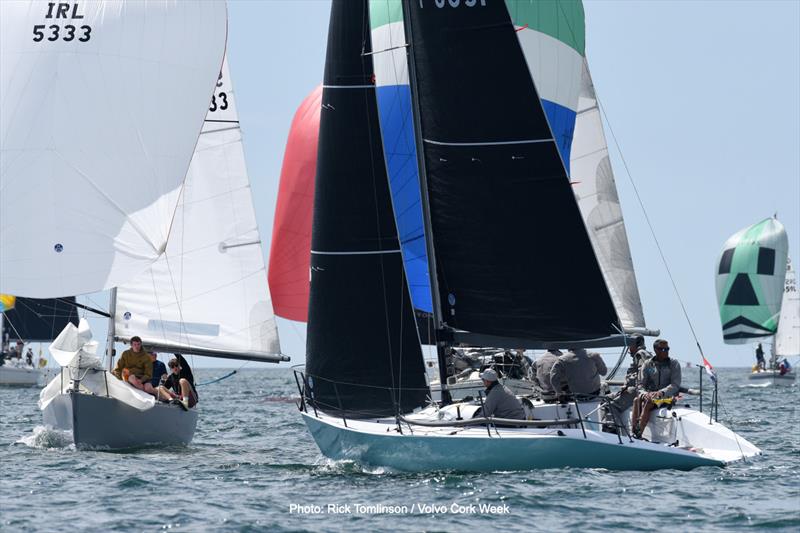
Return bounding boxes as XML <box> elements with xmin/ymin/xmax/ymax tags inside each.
<box><xmin>715</xmin><ymin>218</ymin><xmax>794</xmax><ymax>383</ymax></box>
<box><xmin>1</xmin><ymin>1</ymin><xmax>285</xmax><ymax>449</ymax></box>
<box><xmin>1</xmin><ymin>296</ymin><xmax>78</xmax><ymax>386</ymax></box>
<box><xmin>293</xmin><ymin>0</ymin><xmax>760</xmax><ymax>472</ymax></box>
<box><xmin>756</xmin><ymin>257</ymin><xmax>797</xmax><ymax>384</ymax></box>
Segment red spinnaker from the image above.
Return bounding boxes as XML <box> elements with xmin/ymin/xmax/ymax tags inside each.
<box><xmin>267</xmin><ymin>85</ymin><xmax>321</xmax><ymax>322</ymax></box>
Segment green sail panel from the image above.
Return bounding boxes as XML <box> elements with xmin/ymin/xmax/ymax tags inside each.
<box><xmin>716</xmin><ymin>217</ymin><xmax>788</xmax><ymax>344</ymax></box>
<box><xmin>505</xmin><ymin>0</ymin><xmax>585</xmax><ymax>56</ymax></box>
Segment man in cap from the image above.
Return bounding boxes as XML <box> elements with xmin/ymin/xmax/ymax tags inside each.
<box><xmin>112</xmin><ymin>336</ymin><xmax>155</xmax><ymax>395</ymax></box>
<box><xmin>632</xmin><ymin>338</ymin><xmax>681</xmax><ymax>438</ymax></box>
<box><xmin>603</xmin><ymin>334</ymin><xmax>653</xmax><ymax>432</ymax></box>
<box><xmin>476</xmin><ymin>368</ymin><xmax>526</xmax><ymax>421</ymax></box>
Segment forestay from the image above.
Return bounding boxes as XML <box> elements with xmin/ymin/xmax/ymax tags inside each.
<box><xmin>114</xmin><ymin>57</ymin><xmax>283</xmax><ymax>363</ymax></box>
<box><xmin>0</xmin><ymin>0</ymin><xmax>227</xmax><ymax>298</ymax></box>
<box><xmin>716</xmin><ymin>217</ymin><xmax>788</xmax><ymax>344</ymax></box>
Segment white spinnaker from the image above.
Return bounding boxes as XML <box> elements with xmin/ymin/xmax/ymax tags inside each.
<box><xmin>114</xmin><ymin>58</ymin><xmax>281</xmax><ymax>361</ymax></box>
<box><xmin>775</xmin><ymin>258</ymin><xmax>800</xmax><ymax>358</ymax></box>
<box><xmin>0</xmin><ymin>0</ymin><xmax>227</xmax><ymax>297</ymax></box>
<box><xmin>571</xmin><ymin>61</ymin><xmax>645</xmax><ymax>329</ymax></box>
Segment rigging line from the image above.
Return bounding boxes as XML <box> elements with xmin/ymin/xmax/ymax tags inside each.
<box><xmin>715</xmin><ymin>389</ymin><xmax>748</xmax><ymax>462</ymax></box>
<box><xmin>361</xmin><ymin>2</ymin><xmax>399</xmax><ymax>408</ymax></box>
<box><xmin>596</xmin><ymin>99</ymin><xmax>707</xmax><ymax>357</ymax></box>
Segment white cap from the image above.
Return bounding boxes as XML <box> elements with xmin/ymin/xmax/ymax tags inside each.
<box><xmin>479</xmin><ymin>368</ymin><xmax>498</xmax><ymax>382</ymax></box>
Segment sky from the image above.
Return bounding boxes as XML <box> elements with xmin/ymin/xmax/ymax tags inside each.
<box><xmin>77</xmin><ymin>0</ymin><xmax>800</xmax><ymax>370</ymax></box>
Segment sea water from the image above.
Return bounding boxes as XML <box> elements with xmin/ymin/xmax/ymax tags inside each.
<box><xmin>1</xmin><ymin>367</ymin><xmax>797</xmax><ymax>532</ymax></box>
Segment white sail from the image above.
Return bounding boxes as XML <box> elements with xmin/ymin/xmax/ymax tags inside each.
<box><xmin>775</xmin><ymin>257</ymin><xmax>800</xmax><ymax>358</ymax></box>
<box><xmin>0</xmin><ymin>0</ymin><xmax>227</xmax><ymax>298</ymax></box>
<box><xmin>114</xmin><ymin>57</ymin><xmax>282</xmax><ymax>362</ymax></box>
<box><xmin>571</xmin><ymin>61</ymin><xmax>645</xmax><ymax>330</ymax></box>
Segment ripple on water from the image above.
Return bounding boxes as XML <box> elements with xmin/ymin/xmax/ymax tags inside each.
<box><xmin>1</xmin><ymin>367</ymin><xmax>798</xmax><ymax>532</ymax></box>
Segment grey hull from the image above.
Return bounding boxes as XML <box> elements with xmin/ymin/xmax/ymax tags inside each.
<box><xmin>43</xmin><ymin>391</ymin><xmax>198</xmax><ymax>450</ymax></box>
<box><xmin>747</xmin><ymin>370</ymin><xmax>795</xmax><ymax>384</ymax></box>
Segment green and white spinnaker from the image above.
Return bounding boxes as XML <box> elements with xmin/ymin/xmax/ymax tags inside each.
<box><xmin>716</xmin><ymin>217</ymin><xmax>788</xmax><ymax>344</ymax></box>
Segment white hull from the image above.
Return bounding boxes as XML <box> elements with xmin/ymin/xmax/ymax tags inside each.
<box><xmin>0</xmin><ymin>365</ymin><xmax>43</xmax><ymax>386</ymax></box>
<box><xmin>42</xmin><ymin>390</ymin><xmax>198</xmax><ymax>450</ymax></box>
<box><xmin>300</xmin><ymin>402</ymin><xmax>760</xmax><ymax>472</ymax></box>
<box><xmin>747</xmin><ymin>369</ymin><xmax>795</xmax><ymax>385</ymax></box>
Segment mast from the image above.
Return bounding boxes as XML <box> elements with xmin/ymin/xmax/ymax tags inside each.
<box><xmin>399</xmin><ymin>0</ymin><xmax>451</xmax><ymax>404</ymax></box>
<box><xmin>106</xmin><ymin>288</ymin><xmax>117</xmax><ymax>371</ymax></box>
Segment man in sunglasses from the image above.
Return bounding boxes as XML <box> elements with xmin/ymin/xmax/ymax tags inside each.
<box><xmin>631</xmin><ymin>338</ymin><xmax>681</xmax><ymax>439</ymax></box>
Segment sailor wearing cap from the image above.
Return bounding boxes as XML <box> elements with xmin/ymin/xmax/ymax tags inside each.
<box><xmin>476</xmin><ymin>368</ymin><xmax>526</xmax><ymax>421</ymax></box>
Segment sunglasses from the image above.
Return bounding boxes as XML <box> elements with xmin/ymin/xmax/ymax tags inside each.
<box><xmin>657</xmin><ymin>346</ymin><xmax>670</xmax><ymax>351</ymax></box>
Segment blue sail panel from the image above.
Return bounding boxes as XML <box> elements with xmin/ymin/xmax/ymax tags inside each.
<box><xmin>541</xmin><ymin>99</ymin><xmax>577</xmax><ymax>175</ymax></box>
<box><xmin>375</xmin><ymin>84</ymin><xmax>432</xmax><ymax>314</ymax></box>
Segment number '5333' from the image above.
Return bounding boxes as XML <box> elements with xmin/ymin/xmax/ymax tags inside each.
<box><xmin>32</xmin><ymin>24</ymin><xmax>92</xmax><ymax>43</ymax></box>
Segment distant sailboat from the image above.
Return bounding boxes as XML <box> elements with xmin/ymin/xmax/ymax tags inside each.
<box><xmin>758</xmin><ymin>257</ymin><xmax>797</xmax><ymax>384</ymax></box>
<box><xmin>716</xmin><ymin>217</ymin><xmax>788</xmax><ymax>343</ymax></box>
<box><xmin>1</xmin><ymin>297</ymin><xmax>78</xmax><ymax>386</ymax></box>
<box><xmin>714</xmin><ymin>217</ymin><xmax>794</xmax><ymax>383</ymax></box>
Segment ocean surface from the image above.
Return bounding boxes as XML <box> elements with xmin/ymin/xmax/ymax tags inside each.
<box><xmin>1</xmin><ymin>367</ymin><xmax>798</xmax><ymax>532</ymax></box>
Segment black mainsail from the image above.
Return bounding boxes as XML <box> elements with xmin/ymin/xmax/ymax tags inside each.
<box><xmin>403</xmin><ymin>0</ymin><xmax>620</xmax><ymax>345</ymax></box>
<box><xmin>2</xmin><ymin>298</ymin><xmax>79</xmax><ymax>343</ymax></box>
<box><xmin>305</xmin><ymin>0</ymin><xmax>429</xmax><ymax>418</ymax></box>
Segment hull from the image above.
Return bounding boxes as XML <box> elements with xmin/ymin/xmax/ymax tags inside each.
<box><xmin>43</xmin><ymin>390</ymin><xmax>198</xmax><ymax>449</ymax></box>
<box><xmin>300</xmin><ymin>406</ymin><xmax>757</xmax><ymax>472</ymax></box>
<box><xmin>0</xmin><ymin>366</ymin><xmax>43</xmax><ymax>386</ymax></box>
<box><xmin>747</xmin><ymin>370</ymin><xmax>795</xmax><ymax>385</ymax></box>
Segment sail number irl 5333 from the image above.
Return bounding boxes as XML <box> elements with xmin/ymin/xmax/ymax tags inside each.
<box><xmin>32</xmin><ymin>2</ymin><xmax>91</xmax><ymax>43</ymax></box>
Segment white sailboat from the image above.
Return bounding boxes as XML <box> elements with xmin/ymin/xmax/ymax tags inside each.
<box><xmin>295</xmin><ymin>0</ymin><xmax>760</xmax><ymax>472</ymax></box>
<box><xmin>750</xmin><ymin>257</ymin><xmax>798</xmax><ymax>384</ymax></box>
<box><xmin>1</xmin><ymin>1</ymin><xmax>285</xmax><ymax>449</ymax></box>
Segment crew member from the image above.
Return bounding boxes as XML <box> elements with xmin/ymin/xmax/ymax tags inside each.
<box><xmin>632</xmin><ymin>338</ymin><xmax>681</xmax><ymax>438</ymax></box>
<box><xmin>112</xmin><ymin>336</ymin><xmax>155</xmax><ymax>395</ymax></box>
<box><xmin>475</xmin><ymin>368</ymin><xmax>525</xmax><ymax>421</ymax></box>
